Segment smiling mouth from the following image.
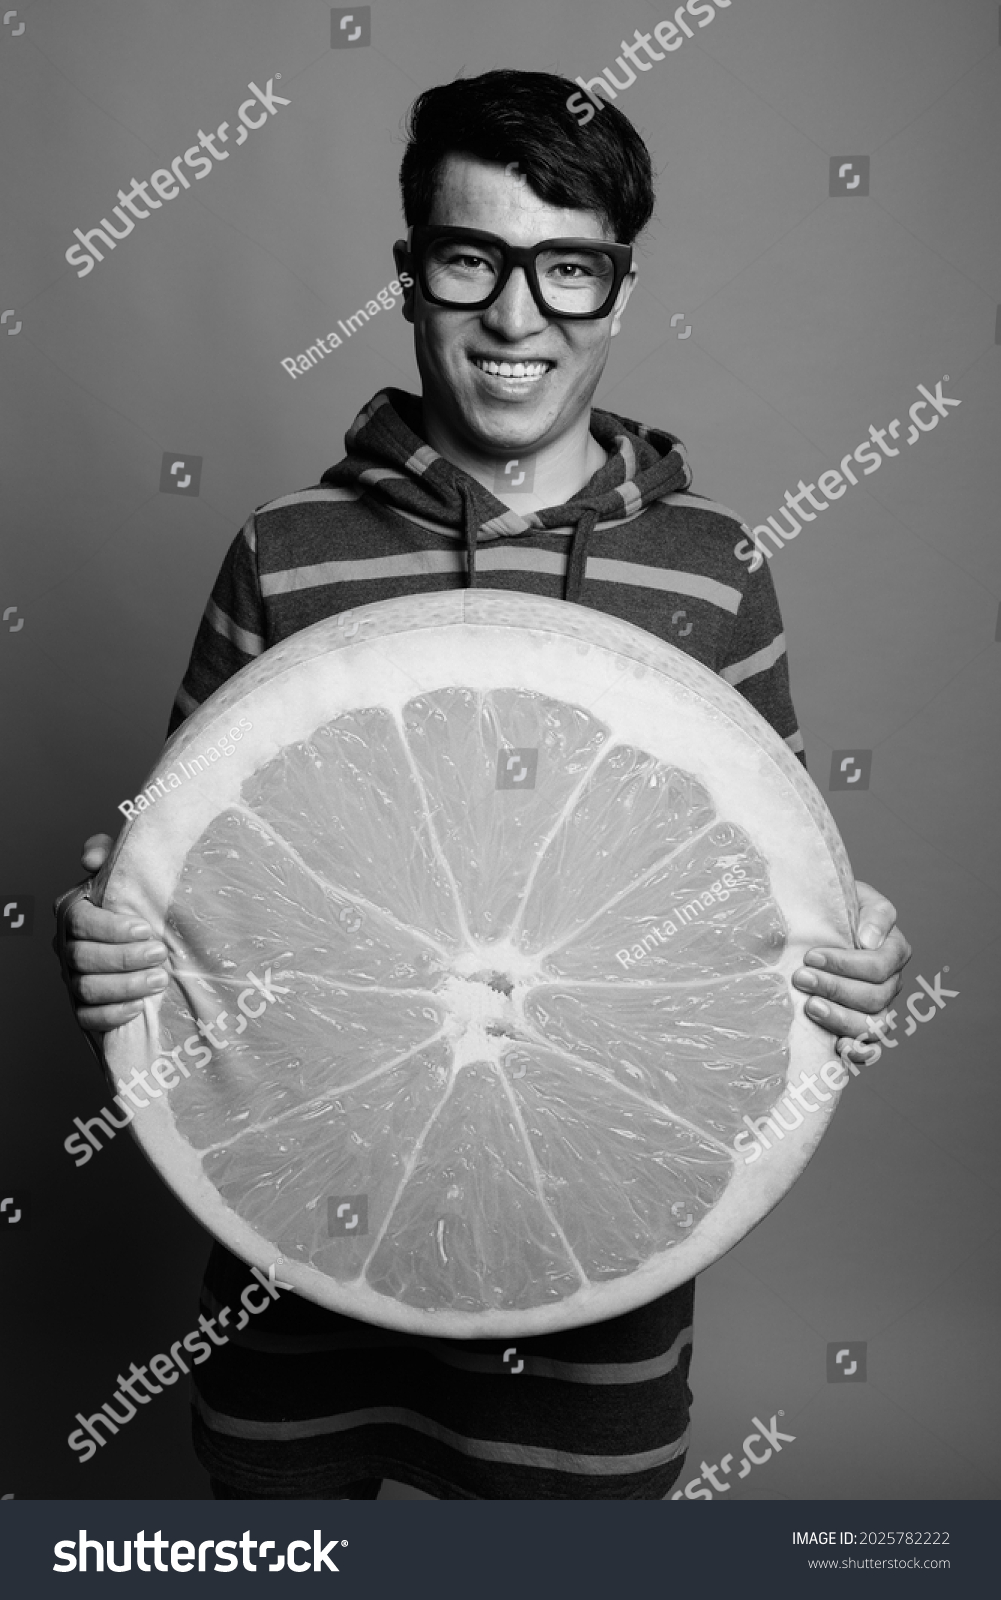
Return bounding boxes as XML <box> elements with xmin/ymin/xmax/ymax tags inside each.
<box><xmin>471</xmin><ymin>357</ymin><xmax>554</xmax><ymax>380</ymax></box>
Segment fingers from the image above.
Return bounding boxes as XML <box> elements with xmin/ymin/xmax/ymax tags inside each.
<box><xmin>58</xmin><ymin>832</ymin><xmax>160</xmax><ymax>1036</ymax></box>
<box><xmin>794</xmin><ymin>920</ymin><xmax>913</xmax><ymax>1037</ymax></box>
<box><xmin>789</xmin><ymin>985</ymin><xmax>895</xmax><ymax>1036</ymax></box>
<box><xmin>81</xmin><ymin>833</ymin><xmax>114</xmax><ymax>873</ymax></box>
<box><xmin>74</xmin><ymin>998</ymin><xmax>147</xmax><ymax>1034</ymax></box>
<box><xmin>62</xmin><ymin>894</ymin><xmax>168</xmax><ymax>1028</ymax></box>
<box><xmin>853</xmin><ymin>880</ymin><xmax>898</xmax><ymax>950</ymax></box>
<box><xmin>801</xmin><ymin>925</ymin><xmax>912</xmax><ymax>986</ymax></box>
<box><xmin>71</xmin><ymin>945</ymin><xmax>168</xmax><ymax>987</ymax></box>
<box><xmin>72</xmin><ymin>947</ymin><xmax>170</xmax><ymax>990</ymax></box>
<box><xmin>794</xmin><ymin>946</ymin><xmax>905</xmax><ymax>1025</ymax></box>
<box><xmin>65</xmin><ymin>896</ymin><xmax>164</xmax><ymax>955</ymax></box>
<box><xmin>68</xmin><ymin>944</ymin><xmax>167</xmax><ymax>1011</ymax></box>
<box><xmin>71</xmin><ymin>957</ymin><xmax>167</xmax><ymax>1031</ymax></box>
<box><xmin>73</xmin><ymin>960</ymin><xmax>167</xmax><ymax>1013</ymax></box>
<box><xmin>795</xmin><ymin>969</ymin><xmax>901</xmax><ymax>1017</ymax></box>
<box><xmin>796</xmin><ymin>992</ymin><xmax>894</xmax><ymax>1040</ymax></box>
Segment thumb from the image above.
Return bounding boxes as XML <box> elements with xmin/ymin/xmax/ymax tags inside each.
<box><xmin>81</xmin><ymin>833</ymin><xmax>114</xmax><ymax>873</ymax></box>
<box><xmin>854</xmin><ymin>880</ymin><xmax>896</xmax><ymax>950</ymax></box>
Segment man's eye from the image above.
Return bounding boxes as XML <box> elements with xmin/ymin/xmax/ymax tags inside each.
<box><xmin>447</xmin><ymin>253</ymin><xmax>491</xmax><ymax>271</ymax></box>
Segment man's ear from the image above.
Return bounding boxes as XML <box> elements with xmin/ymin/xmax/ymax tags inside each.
<box><xmin>393</xmin><ymin>240</ymin><xmax>415</xmax><ymax>325</ymax></box>
<box><xmin>609</xmin><ymin>267</ymin><xmax>638</xmax><ymax>338</ymax></box>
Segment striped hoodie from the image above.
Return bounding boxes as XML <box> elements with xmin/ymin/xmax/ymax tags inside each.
<box><xmin>169</xmin><ymin>387</ymin><xmax>803</xmax><ymax>762</ymax></box>
<box><xmin>173</xmin><ymin>387</ymin><xmax>803</xmax><ymax>1500</ymax></box>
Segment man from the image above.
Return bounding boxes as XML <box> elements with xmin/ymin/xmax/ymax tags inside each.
<box><xmin>57</xmin><ymin>69</ymin><xmax>910</xmax><ymax>1499</ymax></box>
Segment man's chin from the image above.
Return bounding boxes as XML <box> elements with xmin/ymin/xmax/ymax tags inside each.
<box><xmin>457</xmin><ymin>394</ymin><xmax>561</xmax><ymax>456</ymax></box>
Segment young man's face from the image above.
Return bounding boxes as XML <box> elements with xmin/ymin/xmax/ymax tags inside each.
<box><xmin>397</xmin><ymin>155</ymin><xmax>636</xmax><ymax>460</ymax></box>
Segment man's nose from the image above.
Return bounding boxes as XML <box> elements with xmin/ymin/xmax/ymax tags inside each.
<box><xmin>481</xmin><ymin>267</ymin><xmax>548</xmax><ymax>339</ymax></box>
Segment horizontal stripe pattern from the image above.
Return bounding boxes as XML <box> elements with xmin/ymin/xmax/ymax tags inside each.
<box><xmin>721</xmin><ymin>631</ymin><xmax>787</xmax><ymax>685</ymax></box>
<box><xmin>616</xmin><ymin>434</ymin><xmax>637</xmax><ymax>483</ymax></box>
<box><xmin>173</xmin><ymin>683</ymin><xmax>201</xmax><ymax>719</ymax></box>
<box><xmin>170</xmin><ymin>488</ymin><xmax>805</xmax><ymax>762</ymax></box>
<box><xmin>204</xmin><ymin>596</ymin><xmax>264</xmax><ymax>658</ymax></box>
<box><xmin>258</xmin><ymin>485</ymin><xmax>363</xmax><ymax>515</ymax></box>
<box><xmin>344</xmin><ymin>389</ymin><xmax>390</xmax><ymax>447</ymax></box>
<box><xmin>194</xmin><ymin>1244</ymin><xmax>696</xmax><ymax>1499</ymax></box>
<box><xmin>261</xmin><ymin>549</ymin><xmax>462</xmax><ymax>595</ymax></box>
<box><xmin>358</xmin><ymin>466</ymin><xmax>407</xmax><ymax>486</ymax></box>
<box><xmin>404</xmin><ymin>444</ymin><xmax>439</xmax><ymax>476</ymax></box>
<box><xmin>586</xmin><ymin>558</ymin><xmax>742</xmax><ymax>614</ymax></box>
<box><xmin>193</xmin><ymin>1393</ymin><xmax>690</xmax><ymax>1475</ymax></box>
<box><xmin>201</xmin><ymin>1283</ymin><xmax>692</xmax><ymax>1385</ymax></box>
<box><xmin>616</xmin><ymin>480</ymin><xmax>643</xmax><ymax>518</ymax></box>
<box><xmin>661</xmin><ymin>491</ymin><xmax>749</xmax><ymax>530</ymax></box>
<box><xmin>258</xmin><ymin>549</ymin><xmax>744</xmax><ymax>614</ymax></box>
<box><xmin>386</xmin><ymin>499</ymin><xmax>646</xmax><ymax>541</ymax></box>
<box><xmin>478</xmin><ymin>507</ymin><xmax>536</xmax><ymax>538</ymax></box>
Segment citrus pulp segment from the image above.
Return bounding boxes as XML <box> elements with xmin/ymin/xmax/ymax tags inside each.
<box><xmin>98</xmin><ymin>592</ymin><xmax>857</xmax><ymax>1337</ymax></box>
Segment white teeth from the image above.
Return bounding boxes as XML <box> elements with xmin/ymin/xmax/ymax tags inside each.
<box><xmin>475</xmin><ymin>359</ymin><xmax>550</xmax><ymax>379</ymax></box>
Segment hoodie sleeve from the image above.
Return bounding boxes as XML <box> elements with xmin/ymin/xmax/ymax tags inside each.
<box><xmin>166</xmin><ymin>513</ymin><xmax>267</xmax><ymax>737</ymax></box>
<box><xmin>721</xmin><ymin>557</ymin><xmax>806</xmax><ymax>768</ymax></box>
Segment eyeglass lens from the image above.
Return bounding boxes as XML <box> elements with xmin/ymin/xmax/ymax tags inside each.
<box><xmin>424</xmin><ymin>234</ymin><xmax>616</xmax><ymax>314</ymax></box>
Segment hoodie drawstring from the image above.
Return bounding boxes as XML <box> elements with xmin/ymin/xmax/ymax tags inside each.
<box><xmin>459</xmin><ymin>480</ymin><xmax>601</xmax><ymax>603</ymax></box>
<box><xmin>564</xmin><ymin>506</ymin><xmax>600</xmax><ymax>603</ymax></box>
<box><xmin>458</xmin><ymin>481</ymin><xmax>479</xmax><ymax>588</ymax></box>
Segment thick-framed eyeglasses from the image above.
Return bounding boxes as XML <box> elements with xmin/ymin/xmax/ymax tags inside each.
<box><xmin>404</xmin><ymin>225</ymin><xmax>633</xmax><ymax>320</ymax></box>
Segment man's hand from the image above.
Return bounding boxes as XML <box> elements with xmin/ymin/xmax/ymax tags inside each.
<box><xmin>793</xmin><ymin>880</ymin><xmax>912</xmax><ymax>1042</ymax></box>
<box><xmin>58</xmin><ymin>841</ymin><xmax>908</xmax><ymax>1046</ymax></box>
<box><xmin>55</xmin><ymin>833</ymin><xmax>168</xmax><ymax>1033</ymax></box>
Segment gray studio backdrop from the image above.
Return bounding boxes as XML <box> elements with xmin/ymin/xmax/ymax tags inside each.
<box><xmin>1</xmin><ymin>0</ymin><xmax>998</xmax><ymax>1500</ymax></box>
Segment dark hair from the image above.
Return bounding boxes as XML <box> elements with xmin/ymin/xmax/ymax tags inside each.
<box><xmin>399</xmin><ymin>69</ymin><xmax>655</xmax><ymax>244</ymax></box>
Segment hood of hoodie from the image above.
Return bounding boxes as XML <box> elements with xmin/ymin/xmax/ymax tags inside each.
<box><xmin>320</xmin><ymin>388</ymin><xmax>693</xmax><ymax>603</ymax></box>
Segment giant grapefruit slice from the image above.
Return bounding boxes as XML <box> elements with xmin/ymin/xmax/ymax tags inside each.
<box><xmin>98</xmin><ymin>592</ymin><xmax>857</xmax><ymax>1337</ymax></box>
